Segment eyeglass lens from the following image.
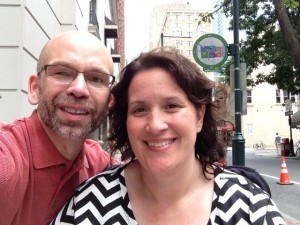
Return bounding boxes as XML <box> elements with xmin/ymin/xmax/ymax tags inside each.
<box><xmin>45</xmin><ymin>65</ymin><xmax>113</xmax><ymax>89</ymax></box>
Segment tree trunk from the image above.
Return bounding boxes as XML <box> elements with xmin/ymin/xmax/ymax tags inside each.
<box><xmin>273</xmin><ymin>0</ymin><xmax>300</xmax><ymax>71</ymax></box>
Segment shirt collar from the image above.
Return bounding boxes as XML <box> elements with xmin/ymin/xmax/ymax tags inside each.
<box><xmin>26</xmin><ymin>110</ymin><xmax>89</xmax><ymax>169</ymax></box>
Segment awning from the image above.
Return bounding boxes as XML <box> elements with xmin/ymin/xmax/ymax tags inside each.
<box><xmin>105</xmin><ymin>17</ymin><xmax>118</xmax><ymax>39</ymax></box>
<box><xmin>291</xmin><ymin>110</ymin><xmax>300</xmax><ymax>128</ymax></box>
<box><xmin>217</xmin><ymin>121</ymin><xmax>235</xmax><ymax>132</ymax></box>
<box><xmin>217</xmin><ymin>124</ymin><xmax>235</xmax><ymax>132</ymax></box>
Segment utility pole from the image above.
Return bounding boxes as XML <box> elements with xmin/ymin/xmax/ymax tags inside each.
<box><xmin>231</xmin><ymin>0</ymin><xmax>245</xmax><ymax>165</ymax></box>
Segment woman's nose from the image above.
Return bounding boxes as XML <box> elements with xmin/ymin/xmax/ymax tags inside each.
<box><xmin>146</xmin><ymin>112</ymin><xmax>168</xmax><ymax>133</ymax></box>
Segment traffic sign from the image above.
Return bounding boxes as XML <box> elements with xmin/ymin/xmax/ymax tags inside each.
<box><xmin>285</xmin><ymin>110</ymin><xmax>293</xmax><ymax>116</ymax></box>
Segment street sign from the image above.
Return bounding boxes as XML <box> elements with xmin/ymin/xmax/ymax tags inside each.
<box><xmin>284</xmin><ymin>99</ymin><xmax>292</xmax><ymax>112</ymax></box>
<box><xmin>193</xmin><ymin>33</ymin><xmax>228</xmax><ymax>72</ymax></box>
<box><xmin>285</xmin><ymin>110</ymin><xmax>293</xmax><ymax>116</ymax></box>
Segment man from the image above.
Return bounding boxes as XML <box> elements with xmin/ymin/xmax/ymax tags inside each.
<box><xmin>275</xmin><ymin>132</ymin><xmax>281</xmax><ymax>148</ymax></box>
<box><xmin>0</xmin><ymin>31</ymin><xmax>118</xmax><ymax>225</ymax></box>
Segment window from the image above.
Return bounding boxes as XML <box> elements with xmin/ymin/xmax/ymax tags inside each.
<box><xmin>174</xmin><ymin>14</ymin><xmax>180</xmax><ymax>20</ymax></box>
<box><xmin>186</xmin><ymin>40</ymin><xmax>193</xmax><ymax>46</ymax></box>
<box><xmin>173</xmin><ymin>39</ymin><xmax>182</xmax><ymax>47</ymax></box>
<box><xmin>89</xmin><ymin>0</ymin><xmax>97</xmax><ymax>25</ymax></box>
<box><xmin>291</xmin><ymin>94</ymin><xmax>296</xmax><ymax>103</ymax></box>
<box><xmin>198</xmin><ymin>30</ymin><xmax>205</xmax><ymax>36</ymax></box>
<box><xmin>247</xmin><ymin>89</ymin><xmax>252</xmax><ymax>103</ymax></box>
<box><xmin>276</xmin><ymin>89</ymin><xmax>281</xmax><ymax>103</ymax></box>
<box><xmin>173</xmin><ymin>30</ymin><xmax>181</xmax><ymax>36</ymax></box>
<box><xmin>276</xmin><ymin>89</ymin><xmax>297</xmax><ymax>103</ymax></box>
<box><xmin>187</xmin><ymin>31</ymin><xmax>193</xmax><ymax>36</ymax></box>
<box><xmin>283</xmin><ymin>90</ymin><xmax>289</xmax><ymax>102</ymax></box>
<box><xmin>186</xmin><ymin>14</ymin><xmax>193</xmax><ymax>20</ymax></box>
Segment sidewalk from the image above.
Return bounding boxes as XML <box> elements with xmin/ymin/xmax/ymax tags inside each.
<box><xmin>283</xmin><ymin>213</ymin><xmax>300</xmax><ymax>225</ymax></box>
<box><xmin>253</xmin><ymin>147</ymin><xmax>300</xmax><ymax>159</ymax></box>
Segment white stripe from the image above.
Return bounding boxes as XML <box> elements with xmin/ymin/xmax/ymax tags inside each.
<box><xmin>260</xmin><ymin>173</ymin><xmax>300</xmax><ymax>185</ymax></box>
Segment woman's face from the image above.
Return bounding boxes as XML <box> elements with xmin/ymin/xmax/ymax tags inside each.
<box><xmin>126</xmin><ymin>68</ymin><xmax>205</xmax><ymax>173</ymax></box>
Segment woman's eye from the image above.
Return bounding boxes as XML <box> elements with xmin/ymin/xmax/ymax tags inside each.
<box><xmin>134</xmin><ymin>107</ymin><xmax>146</xmax><ymax>113</ymax></box>
<box><xmin>166</xmin><ymin>103</ymin><xmax>180</xmax><ymax>109</ymax></box>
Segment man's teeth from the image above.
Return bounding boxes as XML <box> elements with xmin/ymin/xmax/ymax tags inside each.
<box><xmin>63</xmin><ymin>108</ymin><xmax>87</xmax><ymax>115</ymax></box>
<box><xmin>148</xmin><ymin>139</ymin><xmax>174</xmax><ymax>147</ymax></box>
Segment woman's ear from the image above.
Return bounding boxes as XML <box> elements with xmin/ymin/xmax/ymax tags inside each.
<box><xmin>196</xmin><ymin>105</ymin><xmax>206</xmax><ymax>133</ymax></box>
<box><xmin>28</xmin><ymin>74</ymin><xmax>39</xmax><ymax>105</ymax></box>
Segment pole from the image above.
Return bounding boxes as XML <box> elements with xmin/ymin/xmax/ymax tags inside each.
<box><xmin>161</xmin><ymin>33</ymin><xmax>164</xmax><ymax>47</ymax></box>
<box><xmin>288</xmin><ymin>115</ymin><xmax>295</xmax><ymax>156</ymax></box>
<box><xmin>232</xmin><ymin>0</ymin><xmax>245</xmax><ymax>165</ymax></box>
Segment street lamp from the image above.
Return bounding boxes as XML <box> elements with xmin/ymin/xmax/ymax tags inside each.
<box><xmin>231</xmin><ymin>0</ymin><xmax>246</xmax><ymax>165</ymax></box>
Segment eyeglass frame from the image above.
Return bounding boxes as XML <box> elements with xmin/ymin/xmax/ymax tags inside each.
<box><xmin>37</xmin><ymin>64</ymin><xmax>115</xmax><ymax>89</ymax></box>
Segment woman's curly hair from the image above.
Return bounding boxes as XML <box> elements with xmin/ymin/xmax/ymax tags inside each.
<box><xmin>108</xmin><ymin>47</ymin><xmax>227</xmax><ymax>176</ymax></box>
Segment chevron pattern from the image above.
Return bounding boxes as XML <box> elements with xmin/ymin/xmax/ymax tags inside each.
<box><xmin>209</xmin><ymin>168</ymin><xmax>286</xmax><ymax>225</ymax></box>
<box><xmin>50</xmin><ymin>165</ymin><xmax>286</xmax><ymax>225</ymax></box>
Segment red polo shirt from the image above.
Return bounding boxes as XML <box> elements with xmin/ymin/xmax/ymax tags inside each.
<box><xmin>0</xmin><ymin>110</ymin><xmax>116</xmax><ymax>225</ymax></box>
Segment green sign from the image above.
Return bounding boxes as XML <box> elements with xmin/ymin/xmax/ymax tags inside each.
<box><xmin>193</xmin><ymin>33</ymin><xmax>228</xmax><ymax>72</ymax></box>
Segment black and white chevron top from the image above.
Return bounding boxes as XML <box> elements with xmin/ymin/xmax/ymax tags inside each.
<box><xmin>50</xmin><ymin>164</ymin><xmax>286</xmax><ymax>225</ymax></box>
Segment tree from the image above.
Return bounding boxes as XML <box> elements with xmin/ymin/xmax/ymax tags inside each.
<box><xmin>274</xmin><ymin>0</ymin><xmax>300</xmax><ymax>72</ymax></box>
<box><xmin>201</xmin><ymin>0</ymin><xmax>300</xmax><ymax>94</ymax></box>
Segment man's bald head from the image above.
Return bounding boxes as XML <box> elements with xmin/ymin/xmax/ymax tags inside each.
<box><xmin>37</xmin><ymin>30</ymin><xmax>113</xmax><ymax>75</ymax></box>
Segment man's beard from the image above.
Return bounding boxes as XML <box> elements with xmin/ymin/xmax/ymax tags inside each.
<box><xmin>37</xmin><ymin>93</ymin><xmax>108</xmax><ymax>140</ymax></box>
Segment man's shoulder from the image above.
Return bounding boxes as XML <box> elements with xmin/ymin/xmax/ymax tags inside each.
<box><xmin>83</xmin><ymin>139</ymin><xmax>121</xmax><ymax>166</ymax></box>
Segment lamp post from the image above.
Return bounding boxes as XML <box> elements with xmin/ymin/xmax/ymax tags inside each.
<box><xmin>231</xmin><ymin>0</ymin><xmax>245</xmax><ymax>165</ymax></box>
<box><xmin>288</xmin><ymin>115</ymin><xmax>295</xmax><ymax>156</ymax></box>
<box><xmin>283</xmin><ymin>100</ymin><xmax>296</xmax><ymax>156</ymax></box>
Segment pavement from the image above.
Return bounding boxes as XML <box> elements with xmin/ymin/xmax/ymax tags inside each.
<box><xmin>243</xmin><ymin>147</ymin><xmax>300</xmax><ymax>225</ymax></box>
<box><xmin>231</xmin><ymin>146</ymin><xmax>300</xmax><ymax>159</ymax></box>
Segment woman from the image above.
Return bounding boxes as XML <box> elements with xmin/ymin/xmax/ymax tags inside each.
<box><xmin>50</xmin><ymin>48</ymin><xmax>286</xmax><ymax>225</ymax></box>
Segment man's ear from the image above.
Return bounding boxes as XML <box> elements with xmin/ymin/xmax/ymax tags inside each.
<box><xmin>108</xmin><ymin>94</ymin><xmax>115</xmax><ymax>110</ymax></box>
<box><xmin>28</xmin><ymin>74</ymin><xmax>39</xmax><ymax>105</ymax></box>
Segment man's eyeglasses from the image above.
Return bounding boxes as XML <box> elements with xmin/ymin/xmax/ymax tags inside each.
<box><xmin>37</xmin><ymin>64</ymin><xmax>115</xmax><ymax>89</ymax></box>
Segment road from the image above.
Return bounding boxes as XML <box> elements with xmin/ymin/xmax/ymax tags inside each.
<box><xmin>226</xmin><ymin>148</ymin><xmax>300</xmax><ymax>224</ymax></box>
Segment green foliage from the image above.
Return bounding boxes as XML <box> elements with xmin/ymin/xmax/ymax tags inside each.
<box><xmin>212</xmin><ymin>0</ymin><xmax>300</xmax><ymax>94</ymax></box>
<box><xmin>283</xmin><ymin>0</ymin><xmax>299</xmax><ymax>9</ymax></box>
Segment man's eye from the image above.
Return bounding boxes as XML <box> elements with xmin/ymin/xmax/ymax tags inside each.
<box><xmin>55</xmin><ymin>71</ymin><xmax>72</xmax><ymax>76</ymax></box>
<box><xmin>87</xmin><ymin>76</ymin><xmax>103</xmax><ymax>83</ymax></box>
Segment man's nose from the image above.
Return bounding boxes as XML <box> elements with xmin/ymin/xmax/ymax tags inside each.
<box><xmin>66</xmin><ymin>73</ymin><xmax>90</xmax><ymax>98</ymax></box>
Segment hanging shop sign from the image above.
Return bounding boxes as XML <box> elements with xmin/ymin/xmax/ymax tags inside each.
<box><xmin>193</xmin><ymin>33</ymin><xmax>228</xmax><ymax>72</ymax></box>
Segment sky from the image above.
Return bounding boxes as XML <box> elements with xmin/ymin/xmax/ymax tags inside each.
<box><xmin>124</xmin><ymin>0</ymin><xmax>214</xmax><ymax>63</ymax></box>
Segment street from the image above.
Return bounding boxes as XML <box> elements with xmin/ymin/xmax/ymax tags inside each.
<box><xmin>226</xmin><ymin>148</ymin><xmax>300</xmax><ymax>224</ymax></box>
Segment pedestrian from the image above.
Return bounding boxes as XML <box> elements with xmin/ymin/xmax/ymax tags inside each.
<box><xmin>0</xmin><ymin>30</ymin><xmax>119</xmax><ymax>225</ymax></box>
<box><xmin>50</xmin><ymin>47</ymin><xmax>286</xmax><ymax>225</ymax></box>
<box><xmin>275</xmin><ymin>132</ymin><xmax>281</xmax><ymax>148</ymax></box>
